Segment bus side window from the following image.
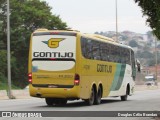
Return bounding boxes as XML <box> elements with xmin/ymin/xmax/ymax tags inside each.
<box><xmin>87</xmin><ymin>39</ymin><xmax>94</xmax><ymax>59</ymax></box>
<box><xmin>81</xmin><ymin>37</ymin><xmax>94</xmax><ymax>59</ymax></box>
<box><xmin>92</xmin><ymin>40</ymin><xmax>100</xmax><ymax>60</ymax></box>
<box><xmin>81</xmin><ymin>37</ymin><xmax>87</xmax><ymax>58</ymax></box>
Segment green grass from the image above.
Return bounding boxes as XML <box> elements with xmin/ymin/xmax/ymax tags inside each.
<box><xmin>0</xmin><ymin>79</ymin><xmax>21</xmax><ymax>90</ymax></box>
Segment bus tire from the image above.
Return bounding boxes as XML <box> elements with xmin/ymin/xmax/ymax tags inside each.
<box><xmin>85</xmin><ymin>87</ymin><xmax>95</xmax><ymax>105</ymax></box>
<box><xmin>45</xmin><ymin>98</ymin><xmax>54</xmax><ymax>106</ymax></box>
<box><xmin>57</xmin><ymin>99</ymin><xmax>67</xmax><ymax>105</ymax></box>
<box><xmin>94</xmin><ymin>86</ymin><xmax>102</xmax><ymax>105</ymax></box>
<box><xmin>121</xmin><ymin>87</ymin><xmax>129</xmax><ymax>101</ymax></box>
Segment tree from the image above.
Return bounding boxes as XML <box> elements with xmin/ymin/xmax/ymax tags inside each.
<box><xmin>0</xmin><ymin>51</ymin><xmax>7</xmax><ymax>80</ymax></box>
<box><xmin>134</xmin><ymin>0</ymin><xmax>160</xmax><ymax>40</ymax></box>
<box><xmin>137</xmin><ymin>51</ymin><xmax>154</xmax><ymax>59</ymax></box>
<box><xmin>157</xmin><ymin>44</ymin><xmax>160</xmax><ymax>48</ymax></box>
<box><xmin>0</xmin><ymin>50</ymin><xmax>16</xmax><ymax>82</ymax></box>
<box><xmin>0</xmin><ymin>0</ymin><xmax>68</xmax><ymax>88</ymax></box>
<box><xmin>121</xmin><ymin>35</ymin><xmax>129</xmax><ymax>41</ymax></box>
<box><xmin>128</xmin><ymin>40</ymin><xmax>139</xmax><ymax>47</ymax></box>
<box><xmin>142</xmin><ymin>51</ymin><xmax>154</xmax><ymax>59</ymax></box>
<box><xmin>147</xmin><ymin>51</ymin><xmax>160</xmax><ymax>66</ymax></box>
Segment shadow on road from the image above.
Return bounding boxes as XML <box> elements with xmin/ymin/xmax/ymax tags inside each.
<box><xmin>34</xmin><ymin>98</ymin><xmax>131</xmax><ymax>108</ymax></box>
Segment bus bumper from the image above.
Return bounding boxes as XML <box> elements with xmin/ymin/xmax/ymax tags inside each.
<box><xmin>29</xmin><ymin>84</ymin><xmax>80</xmax><ymax>99</ymax></box>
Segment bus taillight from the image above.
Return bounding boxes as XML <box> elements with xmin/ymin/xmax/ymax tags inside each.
<box><xmin>74</xmin><ymin>74</ymin><xmax>80</xmax><ymax>85</ymax></box>
<box><xmin>28</xmin><ymin>73</ymin><xmax>32</xmax><ymax>83</ymax></box>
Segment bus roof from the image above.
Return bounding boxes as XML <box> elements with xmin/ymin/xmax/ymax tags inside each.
<box><xmin>33</xmin><ymin>29</ymin><xmax>133</xmax><ymax>50</ymax></box>
<box><xmin>80</xmin><ymin>33</ymin><xmax>132</xmax><ymax>50</ymax></box>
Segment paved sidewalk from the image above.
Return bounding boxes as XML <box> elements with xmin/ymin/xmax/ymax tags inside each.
<box><xmin>0</xmin><ymin>89</ymin><xmax>32</xmax><ymax>100</ymax></box>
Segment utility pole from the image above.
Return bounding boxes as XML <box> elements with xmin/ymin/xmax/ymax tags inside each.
<box><xmin>155</xmin><ymin>37</ymin><xmax>158</xmax><ymax>85</ymax></box>
<box><xmin>115</xmin><ymin>0</ymin><xmax>118</xmax><ymax>42</ymax></box>
<box><xmin>7</xmin><ymin>0</ymin><xmax>12</xmax><ymax>98</ymax></box>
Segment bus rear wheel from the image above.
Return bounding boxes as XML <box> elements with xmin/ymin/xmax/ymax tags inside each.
<box><xmin>45</xmin><ymin>98</ymin><xmax>54</xmax><ymax>106</ymax></box>
<box><xmin>85</xmin><ymin>87</ymin><xmax>95</xmax><ymax>105</ymax></box>
<box><xmin>45</xmin><ymin>98</ymin><xmax>67</xmax><ymax>106</ymax></box>
<box><xmin>55</xmin><ymin>99</ymin><xmax>67</xmax><ymax>105</ymax></box>
<box><xmin>94</xmin><ymin>87</ymin><xmax>102</xmax><ymax>105</ymax></box>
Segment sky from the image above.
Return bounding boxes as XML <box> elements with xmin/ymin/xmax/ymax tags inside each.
<box><xmin>44</xmin><ymin>0</ymin><xmax>151</xmax><ymax>34</ymax></box>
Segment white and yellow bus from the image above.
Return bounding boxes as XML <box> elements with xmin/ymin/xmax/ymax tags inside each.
<box><xmin>28</xmin><ymin>29</ymin><xmax>139</xmax><ymax>106</ymax></box>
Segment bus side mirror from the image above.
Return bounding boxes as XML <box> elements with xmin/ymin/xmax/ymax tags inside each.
<box><xmin>137</xmin><ymin>63</ymin><xmax>141</xmax><ymax>72</ymax></box>
<box><xmin>136</xmin><ymin>60</ymin><xmax>141</xmax><ymax>72</ymax></box>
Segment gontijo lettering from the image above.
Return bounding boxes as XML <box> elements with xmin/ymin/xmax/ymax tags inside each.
<box><xmin>33</xmin><ymin>52</ymin><xmax>74</xmax><ymax>58</ymax></box>
<box><xmin>97</xmin><ymin>64</ymin><xmax>112</xmax><ymax>73</ymax></box>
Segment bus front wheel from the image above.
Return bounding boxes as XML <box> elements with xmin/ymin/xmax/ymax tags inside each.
<box><xmin>121</xmin><ymin>87</ymin><xmax>129</xmax><ymax>101</ymax></box>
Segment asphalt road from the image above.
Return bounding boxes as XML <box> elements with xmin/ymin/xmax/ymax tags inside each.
<box><xmin>0</xmin><ymin>89</ymin><xmax>160</xmax><ymax>120</ymax></box>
